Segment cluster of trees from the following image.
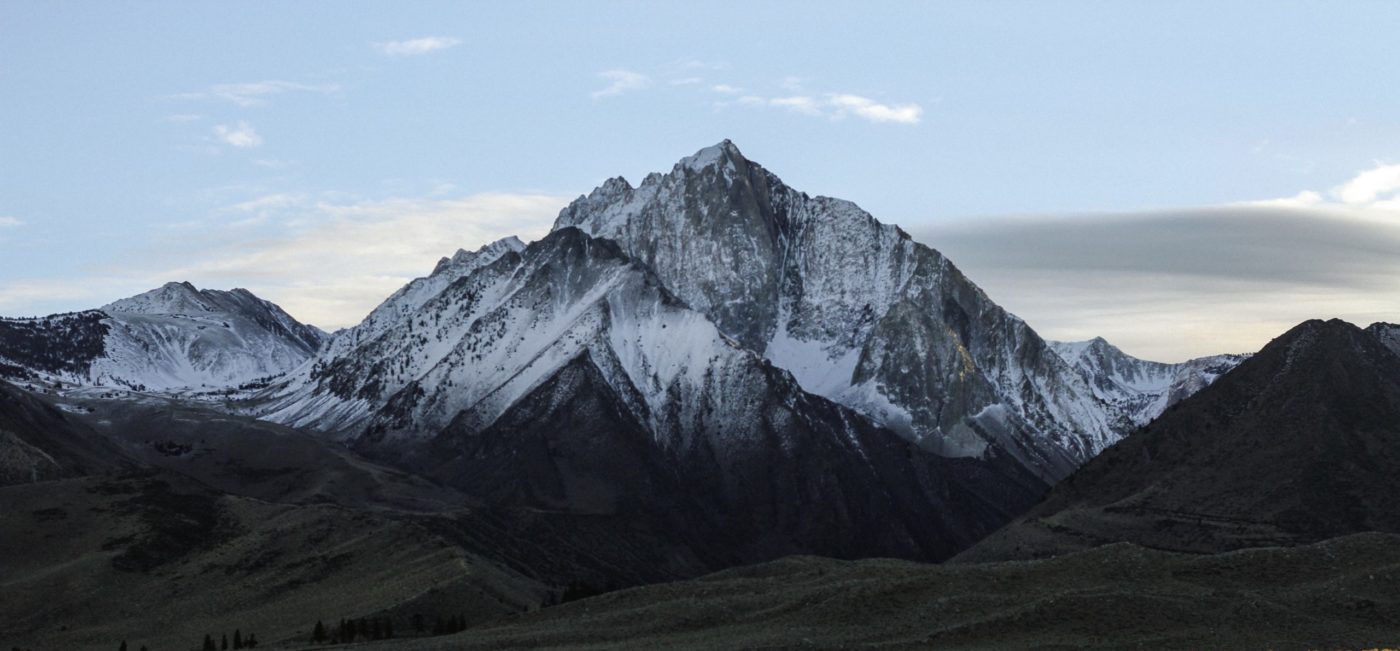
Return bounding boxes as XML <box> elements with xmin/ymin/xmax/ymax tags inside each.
<box><xmin>430</xmin><ymin>614</ymin><xmax>470</xmax><ymax>635</ymax></box>
<box><xmin>150</xmin><ymin>439</ymin><xmax>194</xmax><ymax>456</ymax></box>
<box><xmin>308</xmin><ymin>613</ymin><xmax>469</xmax><ymax>644</ymax></box>
<box><xmin>0</xmin><ymin>311</ymin><xmax>108</xmax><ymax>377</ymax></box>
<box><xmin>309</xmin><ymin>616</ymin><xmax>393</xmax><ymax>644</ymax></box>
<box><xmin>201</xmin><ymin>629</ymin><xmax>259</xmax><ymax>649</ymax></box>
<box><xmin>115</xmin><ymin>643</ymin><xmax>148</xmax><ymax>651</ymax></box>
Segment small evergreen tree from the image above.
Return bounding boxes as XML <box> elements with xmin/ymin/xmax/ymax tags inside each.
<box><xmin>119</xmin><ymin>642</ymin><xmax>127</xmax><ymax>651</ymax></box>
<box><xmin>221</xmin><ymin>633</ymin><xmax>228</xmax><ymax>650</ymax></box>
<box><xmin>313</xmin><ymin>619</ymin><xmax>326</xmax><ymax>643</ymax></box>
<box><xmin>203</xmin><ymin>634</ymin><xmax>216</xmax><ymax>651</ymax></box>
<box><xmin>385</xmin><ymin>617</ymin><xmax>394</xmax><ymax>639</ymax></box>
<box><xmin>233</xmin><ymin>629</ymin><xmax>242</xmax><ymax>649</ymax></box>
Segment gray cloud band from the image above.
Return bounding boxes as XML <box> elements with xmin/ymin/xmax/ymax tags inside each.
<box><xmin>909</xmin><ymin>204</ymin><xmax>1400</xmax><ymax>360</ymax></box>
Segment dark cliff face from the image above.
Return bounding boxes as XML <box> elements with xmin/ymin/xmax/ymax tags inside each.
<box><xmin>960</xmin><ymin>318</ymin><xmax>1400</xmax><ymax>561</ymax></box>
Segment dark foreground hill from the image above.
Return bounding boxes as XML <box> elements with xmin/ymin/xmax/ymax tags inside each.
<box><xmin>0</xmin><ymin>380</ymin><xmax>125</xmax><ymax>484</ymax></box>
<box><xmin>359</xmin><ymin>532</ymin><xmax>1400</xmax><ymax>651</ymax></box>
<box><xmin>959</xmin><ymin>318</ymin><xmax>1400</xmax><ymax>562</ymax></box>
<box><xmin>0</xmin><ymin>384</ymin><xmax>839</xmax><ymax>650</ymax></box>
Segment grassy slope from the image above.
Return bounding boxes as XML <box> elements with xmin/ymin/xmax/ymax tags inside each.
<box><xmin>374</xmin><ymin>533</ymin><xmax>1400</xmax><ymax>651</ymax></box>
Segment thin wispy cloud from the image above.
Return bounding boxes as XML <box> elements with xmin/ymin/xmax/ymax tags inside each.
<box><xmin>373</xmin><ymin>36</ymin><xmax>461</xmax><ymax>57</ymax></box>
<box><xmin>175</xmin><ymin>80</ymin><xmax>340</xmax><ymax>107</ymax></box>
<box><xmin>1333</xmin><ymin>162</ymin><xmax>1400</xmax><ymax>208</ymax></box>
<box><xmin>827</xmin><ymin>93</ymin><xmax>923</xmax><ymax>124</ymax></box>
<box><xmin>591</xmin><ymin>69</ymin><xmax>650</xmax><ymax>99</ymax></box>
<box><xmin>0</xmin><ymin>278</ymin><xmax>112</xmax><ymax>314</ymax></box>
<box><xmin>0</xmin><ymin>216</ymin><xmax>24</xmax><ymax>228</ymax></box>
<box><xmin>2</xmin><ymin>191</ymin><xmax>570</xmax><ymax>328</ymax></box>
<box><xmin>727</xmin><ymin>92</ymin><xmax>922</xmax><ymax>124</ymax></box>
<box><xmin>157</xmin><ymin>192</ymin><xmax>568</xmax><ymax>328</ymax></box>
<box><xmin>1245</xmin><ymin>162</ymin><xmax>1400</xmax><ymax>212</ymax></box>
<box><xmin>162</xmin><ymin>113</ymin><xmax>203</xmax><ymax>123</ymax></box>
<box><xmin>710</xmin><ymin>84</ymin><xmax>742</xmax><ymax>94</ymax></box>
<box><xmin>213</xmin><ymin>121</ymin><xmax>263</xmax><ymax>148</ymax></box>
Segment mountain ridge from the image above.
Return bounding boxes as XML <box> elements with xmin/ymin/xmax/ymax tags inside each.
<box><xmin>0</xmin><ymin>282</ymin><xmax>327</xmax><ymax>391</ymax></box>
<box><xmin>958</xmin><ymin>317</ymin><xmax>1400</xmax><ymax>562</ymax></box>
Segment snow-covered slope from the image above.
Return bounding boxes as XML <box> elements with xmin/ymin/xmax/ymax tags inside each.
<box><xmin>263</xmin><ymin>228</ymin><xmax>839</xmax><ymax>445</ymax></box>
<box><xmin>553</xmin><ymin>140</ymin><xmax>1118</xmax><ymax>480</ymax></box>
<box><xmin>1049</xmin><ymin>337</ymin><xmax>1246</xmax><ymax>426</ymax></box>
<box><xmin>0</xmin><ymin>282</ymin><xmax>327</xmax><ymax>391</ymax></box>
<box><xmin>318</xmin><ymin>237</ymin><xmax>525</xmax><ymax>361</ymax></box>
<box><xmin>256</xmin><ymin>227</ymin><xmax>1048</xmax><ymax>561</ymax></box>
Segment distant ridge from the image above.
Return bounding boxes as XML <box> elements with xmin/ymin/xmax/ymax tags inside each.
<box><xmin>0</xmin><ymin>282</ymin><xmax>326</xmax><ymax>391</ymax></box>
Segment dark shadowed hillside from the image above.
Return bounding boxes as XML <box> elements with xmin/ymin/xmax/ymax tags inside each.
<box><xmin>958</xmin><ymin>318</ymin><xmax>1400</xmax><ymax>562</ymax></box>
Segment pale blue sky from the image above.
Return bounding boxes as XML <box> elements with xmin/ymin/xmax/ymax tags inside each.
<box><xmin>3</xmin><ymin>2</ymin><xmax>1399</xmax><ymax>359</ymax></box>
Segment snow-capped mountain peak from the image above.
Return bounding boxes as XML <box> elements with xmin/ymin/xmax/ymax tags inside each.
<box><xmin>550</xmin><ymin>140</ymin><xmax>1132</xmax><ymax>480</ymax></box>
<box><xmin>257</xmin><ymin>141</ymin><xmax>1247</xmax><ymax>486</ymax></box>
<box><xmin>677</xmin><ymin>138</ymin><xmax>742</xmax><ymax>172</ymax></box>
<box><xmin>1</xmin><ymin>282</ymin><xmax>326</xmax><ymax>391</ymax></box>
<box><xmin>104</xmin><ymin>281</ymin><xmax>213</xmax><ymax>314</ymax></box>
<box><xmin>432</xmin><ymin>236</ymin><xmax>526</xmax><ymax>276</ymax></box>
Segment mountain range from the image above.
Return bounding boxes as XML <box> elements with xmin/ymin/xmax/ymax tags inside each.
<box><xmin>8</xmin><ymin>140</ymin><xmax>1395</xmax><ymax>650</ymax></box>
<box><xmin>0</xmin><ymin>143</ymin><xmax>1252</xmax><ymax>571</ymax></box>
